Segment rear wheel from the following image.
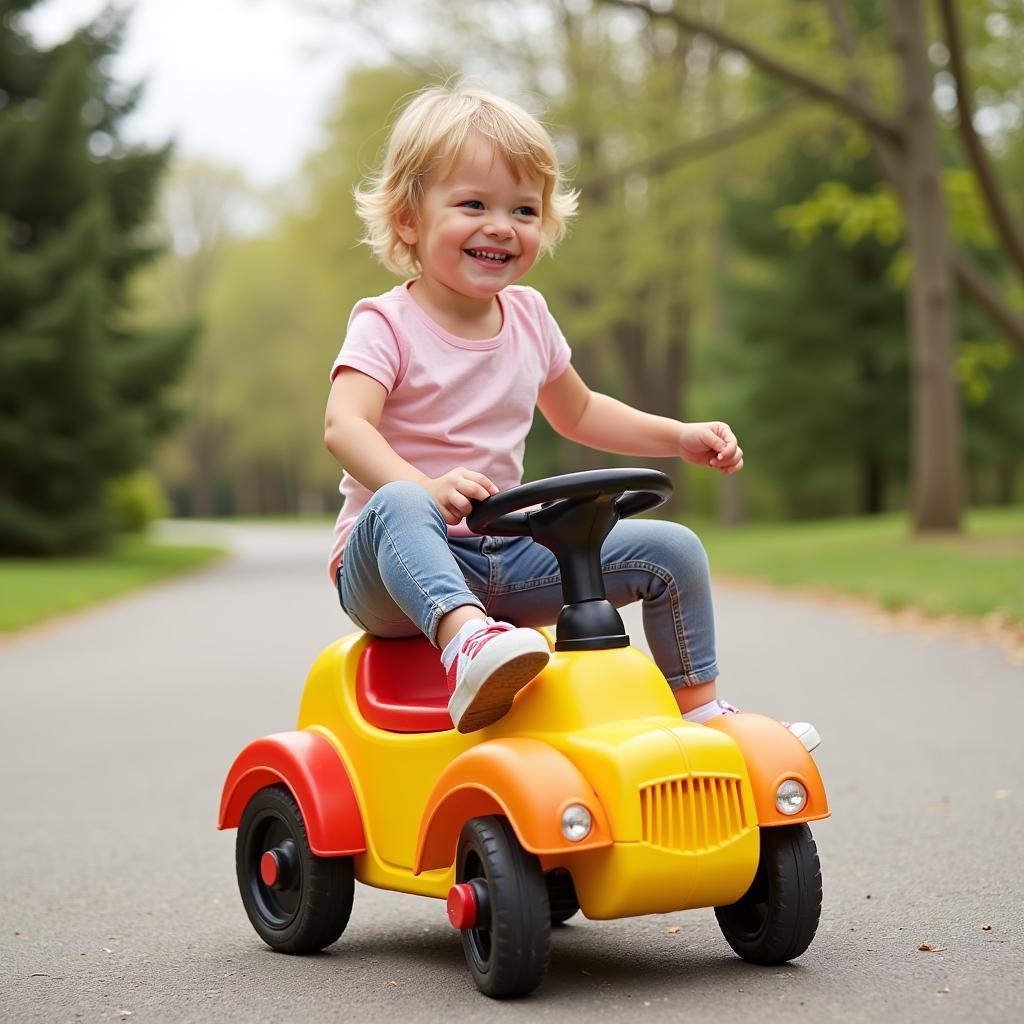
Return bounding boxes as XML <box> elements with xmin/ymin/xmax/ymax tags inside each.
<box><xmin>456</xmin><ymin>816</ymin><xmax>551</xmax><ymax>998</ymax></box>
<box><xmin>236</xmin><ymin>784</ymin><xmax>354</xmax><ymax>954</ymax></box>
<box><xmin>714</xmin><ymin>823</ymin><xmax>822</xmax><ymax>965</ymax></box>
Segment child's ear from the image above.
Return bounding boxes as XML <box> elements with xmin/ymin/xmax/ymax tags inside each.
<box><xmin>393</xmin><ymin>208</ymin><xmax>418</xmax><ymax>246</ymax></box>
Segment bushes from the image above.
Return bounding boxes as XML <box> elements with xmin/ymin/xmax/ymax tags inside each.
<box><xmin>104</xmin><ymin>473</ymin><xmax>170</xmax><ymax>534</ymax></box>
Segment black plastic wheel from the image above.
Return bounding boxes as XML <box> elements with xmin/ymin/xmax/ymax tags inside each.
<box><xmin>546</xmin><ymin>868</ymin><xmax>580</xmax><ymax>926</ymax></box>
<box><xmin>714</xmin><ymin>823</ymin><xmax>822</xmax><ymax>965</ymax></box>
<box><xmin>456</xmin><ymin>816</ymin><xmax>551</xmax><ymax>998</ymax></box>
<box><xmin>236</xmin><ymin>784</ymin><xmax>354</xmax><ymax>954</ymax></box>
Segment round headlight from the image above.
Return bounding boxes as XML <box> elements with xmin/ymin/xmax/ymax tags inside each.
<box><xmin>561</xmin><ymin>804</ymin><xmax>592</xmax><ymax>842</ymax></box>
<box><xmin>775</xmin><ymin>779</ymin><xmax>808</xmax><ymax>816</ymax></box>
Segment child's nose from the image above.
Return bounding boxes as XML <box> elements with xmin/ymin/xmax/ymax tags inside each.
<box><xmin>484</xmin><ymin>215</ymin><xmax>514</xmax><ymax>238</ymax></box>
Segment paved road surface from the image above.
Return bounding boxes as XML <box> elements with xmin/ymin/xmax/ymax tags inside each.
<box><xmin>2</xmin><ymin>523</ymin><xmax>1022</xmax><ymax>1022</ymax></box>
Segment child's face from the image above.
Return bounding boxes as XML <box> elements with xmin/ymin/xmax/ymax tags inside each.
<box><xmin>398</xmin><ymin>135</ymin><xmax>544</xmax><ymax>301</ymax></box>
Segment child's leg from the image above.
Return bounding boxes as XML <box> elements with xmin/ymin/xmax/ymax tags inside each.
<box><xmin>486</xmin><ymin>521</ymin><xmax>819</xmax><ymax>748</ymax></box>
<box><xmin>338</xmin><ymin>481</ymin><xmax>549</xmax><ymax>732</ymax></box>
<box><xmin>338</xmin><ymin>481</ymin><xmax>487</xmax><ymax>645</ymax></box>
<box><xmin>486</xmin><ymin>520</ymin><xmax>719</xmax><ymax>696</ymax></box>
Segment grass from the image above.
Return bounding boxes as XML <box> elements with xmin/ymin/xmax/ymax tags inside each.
<box><xmin>0</xmin><ymin>535</ymin><xmax>226</xmax><ymax>633</ymax></box>
<box><xmin>692</xmin><ymin>506</ymin><xmax>1024</xmax><ymax>625</ymax></box>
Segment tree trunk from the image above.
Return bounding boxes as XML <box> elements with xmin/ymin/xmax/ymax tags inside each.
<box><xmin>891</xmin><ymin>0</ymin><xmax>963</xmax><ymax>532</ymax></box>
<box><xmin>996</xmin><ymin>463</ymin><xmax>1017</xmax><ymax>506</ymax></box>
<box><xmin>860</xmin><ymin>447</ymin><xmax>885</xmax><ymax>515</ymax></box>
<box><xmin>189</xmin><ymin>422</ymin><xmax>218</xmax><ymax>517</ymax></box>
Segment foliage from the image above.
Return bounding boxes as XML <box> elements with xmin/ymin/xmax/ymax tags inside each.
<box><xmin>129</xmin><ymin>0</ymin><xmax>1024</xmax><ymax>522</ymax></box>
<box><xmin>724</xmin><ymin>139</ymin><xmax>908</xmax><ymax>517</ymax></box>
<box><xmin>0</xmin><ymin>1</ymin><xmax>194</xmax><ymax>553</ymax></box>
<box><xmin>104</xmin><ymin>471</ymin><xmax>170</xmax><ymax>533</ymax></box>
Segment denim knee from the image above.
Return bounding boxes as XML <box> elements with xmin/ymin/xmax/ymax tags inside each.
<box><xmin>655</xmin><ymin>522</ymin><xmax>711</xmax><ymax>590</ymax></box>
<box><xmin>366</xmin><ymin>479</ymin><xmax>441</xmax><ymax>525</ymax></box>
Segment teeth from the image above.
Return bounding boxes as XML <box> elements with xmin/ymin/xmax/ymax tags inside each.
<box><xmin>467</xmin><ymin>249</ymin><xmax>510</xmax><ymax>262</ymax></box>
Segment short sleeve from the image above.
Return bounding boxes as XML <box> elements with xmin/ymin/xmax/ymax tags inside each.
<box><xmin>535</xmin><ymin>293</ymin><xmax>572</xmax><ymax>385</ymax></box>
<box><xmin>329</xmin><ymin>308</ymin><xmax>406</xmax><ymax>393</ymax></box>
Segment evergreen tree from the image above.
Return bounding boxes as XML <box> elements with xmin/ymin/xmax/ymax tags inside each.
<box><xmin>0</xmin><ymin>1</ymin><xmax>194</xmax><ymax>553</ymax></box>
<box><xmin>724</xmin><ymin>143</ymin><xmax>908</xmax><ymax>518</ymax></box>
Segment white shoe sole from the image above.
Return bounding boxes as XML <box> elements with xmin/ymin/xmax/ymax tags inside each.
<box><xmin>448</xmin><ymin>631</ymin><xmax>550</xmax><ymax>733</ymax></box>
<box><xmin>788</xmin><ymin>721</ymin><xmax>821</xmax><ymax>753</ymax></box>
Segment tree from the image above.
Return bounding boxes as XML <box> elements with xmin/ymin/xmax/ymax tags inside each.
<box><xmin>605</xmin><ymin>0</ymin><xmax>1024</xmax><ymax>533</ymax></box>
<box><xmin>0</xmin><ymin>2</ymin><xmax>194</xmax><ymax>552</ymax></box>
<box><xmin>133</xmin><ymin>159</ymin><xmax>257</xmax><ymax>516</ymax></box>
<box><xmin>725</xmin><ymin>142</ymin><xmax>909</xmax><ymax>517</ymax></box>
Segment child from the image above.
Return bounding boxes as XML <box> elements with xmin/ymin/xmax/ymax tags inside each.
<box><xmin>323</xmin><ymin>84</ymin><xmax>819</xmax><ymax>748</ymax></box>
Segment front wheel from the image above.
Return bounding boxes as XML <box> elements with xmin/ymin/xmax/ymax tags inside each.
<box><xmin>714</xmin><ymin>823</ymin><xmax>822</xmax><ymax>965</ymax></box>
<box><xmin>236</xmin><ymin>784</ymin><xmax>354</xmax><ymax>954</ymax></box>
<box><xmin>456</xmin><ymin>816</ymin><xmax>551</xmax><ymax>998</ymax></box>
<box><xmin>546</xmin><ymin>868</ymin><xmax>580</xmax><ymax>925</ymax></box>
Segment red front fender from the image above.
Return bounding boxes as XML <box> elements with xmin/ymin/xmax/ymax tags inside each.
<box><xmin>217</xmin><ymin>731</ymin><xmax>366</xmax><ymax>857</ymax></box>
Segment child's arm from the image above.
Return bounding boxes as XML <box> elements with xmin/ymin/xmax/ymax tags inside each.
<box><xmin>537</xmin><ymin>366</ymin><xmax>744</xmax><ymax>474</ymax></box>
<box><xmin>325</xmin><ymin>368</ymin><xmax>497</xmax><ymax>524</ymax></box>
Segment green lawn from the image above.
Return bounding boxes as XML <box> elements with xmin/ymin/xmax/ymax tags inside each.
<box><xmin>692</xmin><ymin>506</ymin><xmax>1024</xmax><ymax>624</ymax></box>
<box><xmin>0</xmin><ymin>537</ymin><xmax>226</xmax><ymax>633</ymax></box>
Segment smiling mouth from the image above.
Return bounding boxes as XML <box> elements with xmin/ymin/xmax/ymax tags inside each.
<box><xmin>464</xmin><ymin>248</ymin><xmax>514</xmax><ymax>263</ymax></box>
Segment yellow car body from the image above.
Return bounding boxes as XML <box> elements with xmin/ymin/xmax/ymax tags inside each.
<box><xmin>280</xmin><ymin>630</ymin><xmax>829</xmax><ymax>921</ymax></box>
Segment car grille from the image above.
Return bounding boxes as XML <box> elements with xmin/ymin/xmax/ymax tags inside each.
<box><xmin>639</xmin><ymin>774</ymin><xmax>749</xmax><ymax>852</ymax></box>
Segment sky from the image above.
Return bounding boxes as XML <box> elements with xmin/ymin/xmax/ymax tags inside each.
<box><xmin>25</xmin><ymin>0</ymin><xmax>357</xmax><ymax>187</ymax></box>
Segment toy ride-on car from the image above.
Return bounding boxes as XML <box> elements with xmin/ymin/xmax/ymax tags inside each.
<box><xmin>218</xmin><ymin>468</ymin><xmax>828</xmax><ymax>998</ymax></box>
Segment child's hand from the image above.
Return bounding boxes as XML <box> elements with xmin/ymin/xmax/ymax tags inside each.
<box><xmin>425</xmin><ymin>468</ymin><xmax>500</xmax><ymax>525</ymax></box>
<box><xmin>678</xmin><ymin>422</ymin><xmax>744</xmax><ymax>474</ymax></box>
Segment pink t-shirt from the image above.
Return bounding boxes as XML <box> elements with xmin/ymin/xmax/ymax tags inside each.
<box><xmin>327</xmin><ymin>281</ymin><xmax>572</xmax><ymax>579</ymax></box>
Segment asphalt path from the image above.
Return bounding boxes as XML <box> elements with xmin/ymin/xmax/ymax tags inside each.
<box><xmin>2</xmin><ymin>522</ymin><xmax>1022</xmax><ymax>1023</ymax></box>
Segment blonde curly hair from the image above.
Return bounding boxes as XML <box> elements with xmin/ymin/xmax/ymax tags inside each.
<box><xmin>355</xmin><ymin>84</ymin><xmax>578</xmax><ymax>277</ymax></box>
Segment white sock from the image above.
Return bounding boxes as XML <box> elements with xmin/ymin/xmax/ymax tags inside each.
<box><xmin>682</xmin><ymin>698</ymin><xmax>729</xmax><ymax>724</ymax></box>
<box><xmin>440</xmin><ymin>616</ymin><xmax>492</xmax><ymax>671</ymax></box>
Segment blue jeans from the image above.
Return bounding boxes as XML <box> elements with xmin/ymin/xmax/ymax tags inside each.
<box><xmin>336</xmin><ymin>481</ymin><xmax>719</xmax><ymax>689</ymax></box>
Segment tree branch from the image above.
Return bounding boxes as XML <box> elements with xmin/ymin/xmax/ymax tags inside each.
<box><xmin>938</xmin><ymin>0</ymin><xmax>1024</xmax><ymax>280</ymax></box>
<box><xmin>601</xmin><ymin>0</ymin><xmax>903</xmax><ymax>145</ymax></box>
<box><xmin>580</xmin><ymin>93</ymin><xmax>802</xmax><ymax>192</ymax></box>
<box><xmin>953</xmin><ymin>251</ymin><xmax>1024</xmax><ymax>358</ymax></box>
<box><xmin>819</xmin><ymin>0</ymin><xmax>906</xmax><ymax>189</ymax></box>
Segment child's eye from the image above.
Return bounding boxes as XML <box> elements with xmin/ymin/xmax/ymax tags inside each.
<box><xmin>459</xmin><ymin>200</ymin><xmax>484</xmax><ymax>210</ymax></box>
<box><xmin>515</xmin><ymin>206</ymin><xmax>538</xmax><ymax>217</ymax></box>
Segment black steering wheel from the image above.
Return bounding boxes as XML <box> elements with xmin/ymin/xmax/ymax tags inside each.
<box><xmin>467</xmin><ymin>467</ymin><xmax>672</xmax><ymax>538</ymax></box>
<box><xmin>466</xmin><ymin>468</ymin><xmax>673</xmax><ymax>651</ymax></box>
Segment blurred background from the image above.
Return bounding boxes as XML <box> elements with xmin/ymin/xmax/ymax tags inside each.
<box><xmin>1</xmin><ymin>0</ymin><xmax>1022</xmax><ymax>636</ymax></box>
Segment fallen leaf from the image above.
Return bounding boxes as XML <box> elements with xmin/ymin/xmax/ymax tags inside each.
<box><xmin>918</xmin><ymin>943</ymin><xmax>946</xmax><ymax>953</ymax></box>
<box><xmin>981</xmin><ymin>924</ymin><xmax>992</xmax><ymax>931</ymax></box>
<box><xmin>387</xmin><ymin>980</ymin><xmax>397</xmax><ymax>988</ymax></box>
<box><xmin>666</xmin><ymin>926</ymin><xmax>680</xmax><ymax>934</ymax></box>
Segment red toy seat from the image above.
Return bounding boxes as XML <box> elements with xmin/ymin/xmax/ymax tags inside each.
<box><xmin>355</xmin><ymin>635</ymin><xmax>454</xmax><ymax>733</ymax></box>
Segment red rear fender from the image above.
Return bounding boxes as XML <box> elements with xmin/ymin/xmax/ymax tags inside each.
<box><xmin>217</xmin><ymin>731</ymin><xmax>366</xmax><ymax>857</ymax></box>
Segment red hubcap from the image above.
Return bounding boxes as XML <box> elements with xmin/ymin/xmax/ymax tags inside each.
<box><xmin>260</xmin><ymin>850</ymin><xmax>280</xmax><ymax>887</ymax></box>
<box><xmin>446</xmin><ymin>882</ymin><xmax>478</xmax><ymax>929</ymax></box>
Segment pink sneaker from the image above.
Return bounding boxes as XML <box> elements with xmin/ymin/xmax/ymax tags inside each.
<box><xmin>783</xmin><ymin>720</ymin><xmax>821</xmax><ymax>752</ymax></box>
<box><xmin>445</xmin><ymin>619</ymin><xmax>550</xmax><ymax>733</ymax></box>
